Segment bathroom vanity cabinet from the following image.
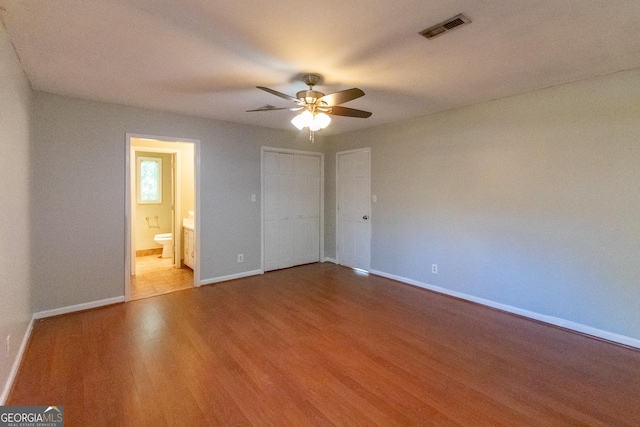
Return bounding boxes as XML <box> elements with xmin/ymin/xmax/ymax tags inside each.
<box><xmin>183</xmin><ymin>227</ymin><xmax>195</xmax><ymax>269</ymax></box>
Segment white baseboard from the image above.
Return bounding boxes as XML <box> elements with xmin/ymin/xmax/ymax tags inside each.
<box><xmin>1</xmin><ymin>317</ymin><xmax>34</xmax><ymax>405</ymax></box>
<box><xmin>3</xmin><ymin>295</ymin><xmax>131</xmax><ymax>403</ymax></box>
<box><xmin>369</xmin><ymin>269</ymin><xmax>640</xmax><ymax>350</ymax></box>
<box><xmin>33</xmin><ymin>296</ymin><xmax>125</xmax><ymax>320</ymax></box>
<box><xmin>200</xmin><ymin>269</ymin><xmax>263</xmax><ymax>286</ymax></box>
<box><xmin>323</xmin><ymin>257</ymin><xmax>337</xmax><ymax>264</ymax></box>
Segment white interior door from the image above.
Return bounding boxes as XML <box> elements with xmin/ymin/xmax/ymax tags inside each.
<box><xmin>263</xmin><ymin>152</ymin><xmax>279</xmax><ymax>271</ymax></box>
<box><xmin>263</xmin><ymin>150</ymin><xmax>322</xmax><ymax>272</ymax></box>
<box><xmin>278</xmin><ymin>154</ymin><xmax>295</xmax><ymax>269</ymax></box>
<box><xmin>337</xmin><ymin>149</ymin><xmax>371</xmax><ymax>271</ymax></box>
<box><xmin>264</xmin><ymin>152</ymin><xmax>294</xmax><ymax>270</ymax></box>
<box><xmin>294</xmin><ymin>155</ymin><xmax>321</xmax><ymax>265</ymax></box>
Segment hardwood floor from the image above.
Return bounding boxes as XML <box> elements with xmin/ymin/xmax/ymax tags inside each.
<box><xmin>9</xmin><ymin>263</ymin><xmax>640</xmax><ymax>426</ymax></box>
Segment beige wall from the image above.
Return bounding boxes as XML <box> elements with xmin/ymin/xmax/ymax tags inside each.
<box><xmin>327</xmin><ymin>68</ymin><xmax>640</xmax><ymax>341</ymax></box>
<box><xmin>0</xmin><ymin>25</ymin><xmax>32</xmax><ymax>402</ymax></box>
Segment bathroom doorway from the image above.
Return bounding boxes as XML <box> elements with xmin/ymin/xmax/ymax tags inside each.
<box><xmin>125</xmin><ymin>134</ymin><xmax>200</xmax><ymax>301</ymax></box>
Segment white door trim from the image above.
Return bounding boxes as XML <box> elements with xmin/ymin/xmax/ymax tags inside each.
<box><xmin>125</xmin><ymin>133</ymin><xmax>201</xmax><ymax>302</ymax></box>
<box><xmin>261</xmin><ymin>147</ymin><xmax>324</xmax><ymax>272</ymax></box>
<box><xmin>336</xmin><ymin>147</ymin><xmax>371</xmax><ymax>271</ymax></box>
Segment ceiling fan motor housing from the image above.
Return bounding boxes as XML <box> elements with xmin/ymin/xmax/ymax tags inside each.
<box><xmin>296</xmin><ymin>89</ymin><xmax>325</xmax><ymax>105</ymax></box>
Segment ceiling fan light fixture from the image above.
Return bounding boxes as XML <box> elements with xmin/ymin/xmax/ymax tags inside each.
<box><xmin>291</xmin><ymin>111</ymin><xmax>331</xmax><ymax>131</ymax></box>
<box><xmin>315</xmin><ymin>112</ymin><xmax>331</xmax><ymax>129</ymax></box>
<box><xmin>291</xmin><ymin>110</ymin><xmax>313</xmax><ymax>130</ymax></box>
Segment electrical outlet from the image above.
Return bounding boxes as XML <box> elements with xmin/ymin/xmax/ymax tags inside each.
<box><xmin>238</xmin><ymin>254</ymin><xmax>244</xmax><ymax>263</ymax></box>
<box><xmin>5</xmin><ymin>335</ymin><xmax>9</xmax><ymax>358</ymax></box>
<box><xmin>432</xmin><ymin>264</ymin><xmax>438</xmax><ymax>274</ymax></box>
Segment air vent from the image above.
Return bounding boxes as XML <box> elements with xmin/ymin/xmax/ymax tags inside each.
<box><xmin>419</xmin><ymin>14</ymin><xmax>471</xmax><ymax>39</ymax></box>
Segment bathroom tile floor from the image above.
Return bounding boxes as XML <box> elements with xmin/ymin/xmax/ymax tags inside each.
<box><xmin>130</xmin><ymin>255</ymin><xmax>193</xmax><ymax>300</ymax></box>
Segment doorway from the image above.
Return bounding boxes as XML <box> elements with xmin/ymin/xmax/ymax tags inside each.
<box><xmin>125</xmin><ymin>134</ymin><xmax>200</xmax><ymax>301</ymax></box>
<box><xmin>336</xmin><ymin>148</ymin><xmax>371</xmax><ymax>271</ymax></box>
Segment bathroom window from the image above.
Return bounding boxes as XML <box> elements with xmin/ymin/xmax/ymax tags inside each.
<box><xmin>137</xmin><ymin>156</ymin><xmax>162</xmax><ymax>204</ymax></box>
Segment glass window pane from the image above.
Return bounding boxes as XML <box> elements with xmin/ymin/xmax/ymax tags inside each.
<box><xmin>140</xmin><ymin>160</ymin><xmax>159</xmax><ymax>201</ymax></box>
<box><xmin>137</xmin><ymin>157</ymin><xmax>162</xmax><ymax>204</ymax></box>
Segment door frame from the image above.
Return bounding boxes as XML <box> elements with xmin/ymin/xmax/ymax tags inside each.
<box><xmin>125</xmin><ymin>133</ymin><xmax>201</xmax><ymax>302</ymax></box>
<box><xmin>336</xmin><ymin>147</ymin><xmax>371</xmax><ymax>271</ymax></box>
<box><xmin>260</xmin><ymin>146</ymin><xmax>325</xmax><ymax>272</ymax></box>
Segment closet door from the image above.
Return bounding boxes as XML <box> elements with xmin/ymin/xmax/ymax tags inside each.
<box><xmin>294</xmin><ymin>155</ymin><xmax>320</xmax><ymax>265</ymax></box>
<box><xmin>263</xmin><ymin>152</ymin><xmax>280</xmax><ymax>271</ymax></box>
<box><xmin>263</xmin><ymin>151</ymin><xmax>322</xmax><ymax>272</ymax></box>
<box><xmin>277</xmin><ymin>154</ymin><xmax>295</xmax><ymax>269</ymax></box>
<box><xmin>263</xmin><ymin>152</ymin><xmax>295</xmax><ymax>271</ymax></box>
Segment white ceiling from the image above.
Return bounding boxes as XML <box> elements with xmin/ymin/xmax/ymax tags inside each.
<box><xmin>1</xmin><ymin>0</ymin><xmax>639</xmax><ymax>135</ymax></box>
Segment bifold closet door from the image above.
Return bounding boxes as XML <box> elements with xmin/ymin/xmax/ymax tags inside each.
<box><xmin>264</xmin><ymin>152</ymin><xmax>293</xmax><ymax>271</ymax></box>
<box><xmin>263</xmin><ymin>152</ymin><xmax>320</xmax><ymax>272</ymax></box>
<box><xmin>293</xmin><ymin>155</ymin><xmax>320</xmax><ymax>266</ymax></box>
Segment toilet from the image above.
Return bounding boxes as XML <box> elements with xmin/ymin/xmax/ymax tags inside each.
<box><xmin>153</xmin><ymin>233</ymin><xmax>173</xmax><ymax>258</ymax></box>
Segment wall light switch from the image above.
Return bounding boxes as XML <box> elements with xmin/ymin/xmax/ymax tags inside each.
<box><xmin>251</xmin><ymin>194</ymin><xmax>256</xmax><ymax>202</ymax></box>
<box><xmin>372</xmin><ymin>195</ymin><xmax>377</xmax><ymax>203</ymax></box>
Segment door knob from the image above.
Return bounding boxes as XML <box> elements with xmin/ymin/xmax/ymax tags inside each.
<box><xmin>363</xmin><ymin>215</ymin><xmax>369</xmax><ymax>220</ymax></box>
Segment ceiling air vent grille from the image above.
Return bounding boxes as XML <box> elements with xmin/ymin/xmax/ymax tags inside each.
<box><xmin>419</xmin><ymin>14</ymin><xmax>471</xmax><ymax>39</ymax></box>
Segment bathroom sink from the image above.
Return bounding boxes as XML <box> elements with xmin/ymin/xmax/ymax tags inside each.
<box><xmin>183</xmin><ymin>218</ymin><xmax>194</xmax><ymax>230</ymax></box>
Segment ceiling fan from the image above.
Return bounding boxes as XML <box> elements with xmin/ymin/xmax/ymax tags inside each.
<box><xmin>246</xmin><ymin>73</ymin><xmax>372</xmax><ymax>135</ymax></box>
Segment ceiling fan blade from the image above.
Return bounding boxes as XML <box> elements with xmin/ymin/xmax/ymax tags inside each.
<box><xmin>246</xmin><ymin>107</ymin><xmax>293</xmax><ymax>112</ymax></box>
<box><xmin>327</xmin><ymin>105</ymin><xmax>372</xmax><ymax>118</ymax></box>
<box><xmin>257</xmin><ymin>86</ymin><xmax>301</xmax><ymax>104</ymax></box>
<box><xmin>318</xmin><ymin>88</ymin><xmax>365</xmax><ymax>106</ymax></box>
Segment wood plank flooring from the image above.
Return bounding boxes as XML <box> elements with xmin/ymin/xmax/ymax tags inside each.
<box><xmin>8</xmin><ymin>263</ymin><xmax>640</xmax><ymax>426</ymax></box>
